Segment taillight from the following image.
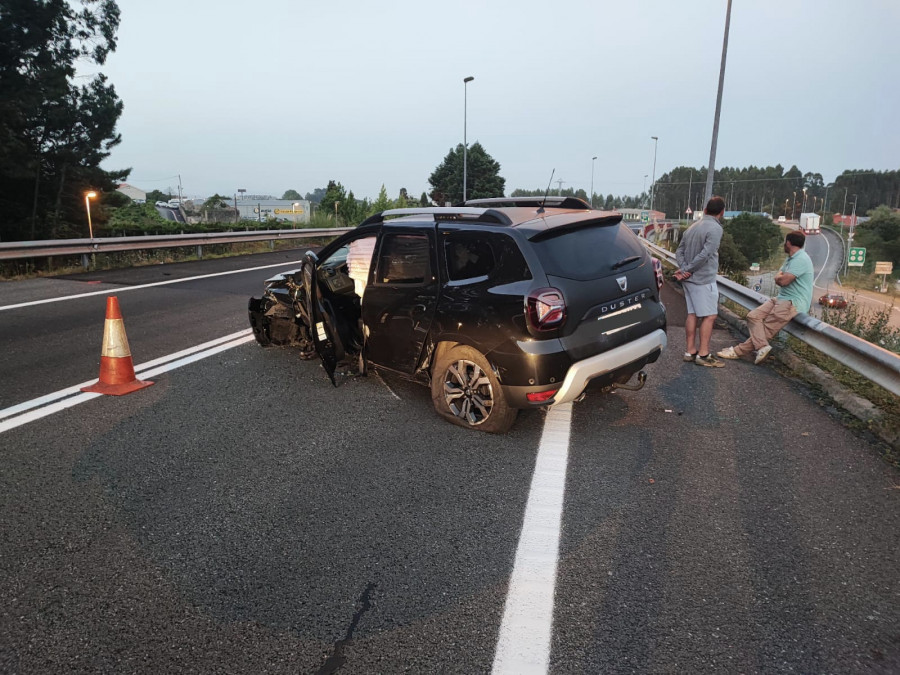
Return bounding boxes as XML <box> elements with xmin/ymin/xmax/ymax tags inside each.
<box><xmin>527</xmin><ymin>389</ymin><xmax>558</xmax><ymax>403</ymax></box>
<box><xmin>527</xmin><ymin>287</ymin><xmax>566</xmax><ymax>331</ymax></box>
<box><xmin>652</xmin><ymin>258</ymin><xmax>664</xmax><ymax>290</ymax></box>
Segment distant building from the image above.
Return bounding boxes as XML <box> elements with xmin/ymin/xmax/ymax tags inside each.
<box><xmin>833</xmin><ymin>214</ymin><xmax>870</xmax><ymax>226</ymax></box>
<box><xmin>616</xmin><ymin>208</ymin><xmax>665</xmax><ymax>222</ymax></box>
<box><xmin>236</xmin><ymin>199</ymin><xmax>311</xmax><ymax>225</ymax></box>
<box><xmin>116</xmin><ymin>183</ymin><xmax>146</xmax><ymax>202</ymax></box>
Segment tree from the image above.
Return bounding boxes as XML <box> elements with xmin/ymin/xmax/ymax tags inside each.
<box><xmin>305</xmin><ymin>188</ymin><xmax>327</xmax><ymax>204</ymax></box>
<box><xmin>724</xmin><ymin>213</ymin><xmax>782</xmax><ymax>264</ymax></box>
<box><xmin>718</xmin><ymin>231</ymin><xmax>749</xmax><ymax>278</ymax></box>
<box><xmin>147</xmin><ymin>189</ymin><xmax>171</xmax><ymax>203</ymax></box>
<box><xmin>204</xmin><ymin>194</ymin><xmax>230</xmax><ymax>209</ymax></box>
<box><xmin>281</xmin><ymin>189</ymin><xmax>302</xmax><ymax>200</ymax></box>
<box><xmin>0</xmin><ymin>0</ymin><xmax>127</xmax><ymax>241</ymax></box>
<box><xmin>369</xmin><ymin>185</ymin><xmax>392</xmax><ymax>215</ymax></box>
<box><xmin>853</xmin><ymin>206</ymin><xmax>900</xmax><ymax>271</ymax></box>
<box><xmin>318</xmin><ymin>181</ymin><xmax>346</xmax><ymax>223</ymax></box>
<box><xmin>419</xmin><ymin>192</ymin><xmax>430</xmax><ymax>207</ymax></box>
<box><xmin>428</xmin><ymin>142</ymin><xmax>505</xmax><ymax>205</ymax></box>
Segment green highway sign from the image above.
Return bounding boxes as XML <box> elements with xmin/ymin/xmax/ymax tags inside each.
<box><xmin>848</xmin><ymin>247</ymin><xmax>866</xmax><ymax>267</ymax></box>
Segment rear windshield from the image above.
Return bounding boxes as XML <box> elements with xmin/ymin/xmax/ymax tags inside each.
<box><xmin>532</xmin><ymin>223</ymin><xmax>646</xmax><ymax>280</ymax></box>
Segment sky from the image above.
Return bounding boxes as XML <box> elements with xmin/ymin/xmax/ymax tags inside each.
<box><xmin>94</xmin><ymin>0</ymin><xmax>900</xmax><ymax>203</ymax></box>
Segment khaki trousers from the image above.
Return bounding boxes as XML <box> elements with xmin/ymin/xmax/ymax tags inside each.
<box><xmin>733</xmin><ymin>298</ymin><xmax>797</xmax><ymax>357</ymax></box>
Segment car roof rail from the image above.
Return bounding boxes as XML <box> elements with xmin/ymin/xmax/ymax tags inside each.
<box><xmin>464</xmin><ymin>196</ymin><xmax>591</xmax><ymax>210</ymax></box>
<box><xmin>358</xmin><ymin>207</ymin><xmax>513</xmax><ymax>227</ymax></box>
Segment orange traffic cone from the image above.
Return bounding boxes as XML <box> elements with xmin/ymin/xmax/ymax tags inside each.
<box><xmin>81</xmin><ymin>296</ymin><xmax>154</xmax><ymax>396</ymax></box>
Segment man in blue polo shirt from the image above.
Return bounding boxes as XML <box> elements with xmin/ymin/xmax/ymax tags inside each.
<box><xmin>717</xmin><ymin>230</ymin><xmax>814</xmax><ymax>364</ymax></box>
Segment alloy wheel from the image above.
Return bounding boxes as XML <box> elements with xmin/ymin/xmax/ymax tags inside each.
<box><xmin>442</xmin><ymin>359</ymin><xmax>494</xmax><ymax>425</ymax></box>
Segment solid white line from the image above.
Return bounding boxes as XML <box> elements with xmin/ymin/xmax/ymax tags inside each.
<box><xmin>0</xmin><ymin>260</ymin><xmax>304</xmax><ymax>312</ymax></box>
<box><xmin>813</xmin><ymin>230</ymin><xmax>832</xmax><ymax>287</ymax></box>
<box><xmin>493</xmin><ymin>403</ymin><xmax>573</xmax><ymax>675</ymax></box>
<box><xmin>0</xmin><ymin>332</ymin><xmax>255</xmax><ymax>434</ymax></box>
<box><xmin>0</xmin><ymin>329</ymin><xmax>252</xmax><ymax>421</ymax></box>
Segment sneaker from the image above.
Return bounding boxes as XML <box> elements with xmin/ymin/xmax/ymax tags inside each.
<box><xmin>754</xmin><ymin>345</ymin><xmax>772</xmax><ymax>365</ymax></box>
<box><xmin>716</xmin><ymin>346</ymin><xmax>740</xmax><ymax>360</ymax></box>
<box><xmin>695</xmin><ymin>354</ymin><xmax>724</xmax><ymax>368</ymax></box>
<box><xmin>683</xmin><ymin>352</ymin><xmax>697</xmax><ymax>362</ymax></box>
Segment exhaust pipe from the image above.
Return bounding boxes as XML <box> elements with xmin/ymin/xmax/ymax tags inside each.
<box><xmin>611</xmin><ymin>370</ymin><xmax>647</xmax><ymax>392</ymax></box>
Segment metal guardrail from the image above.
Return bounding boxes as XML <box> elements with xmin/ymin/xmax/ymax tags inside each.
<box><xmin>0</xmin><ymin>227</ymin><xmax>355</xmax><ymax>261</ymax></box>
<box><xmin>643</xmin><ymin>239</ymin><xmax>900</xmax><ymax>397</ymax></box>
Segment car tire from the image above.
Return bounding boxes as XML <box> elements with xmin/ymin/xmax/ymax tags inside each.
<box><xmin>430</xmin><ymin>345</ymin><xmax>517</xmax><ymax>434</ymax></box>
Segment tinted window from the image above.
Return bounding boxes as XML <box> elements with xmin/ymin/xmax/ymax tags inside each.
<box><xmin>533</xmin><ymin>223</ymin><xmax>645</xmax><ymax>280</ymax></box>
<box><xmin>376</xmin><ymin>233</ymin><xmax>430</xmax><ymax>284</ymax></box>
<box><xmin>444</xmin><ymin>233</ymin><xmax>495</xmax><ymax>281</ymax></box>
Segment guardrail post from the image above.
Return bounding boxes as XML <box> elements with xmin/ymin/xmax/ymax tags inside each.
<box><xmin>197</xmin><ymin>245</ymin><xmax>203</xmax><ymax>259</ymax></box>
<box><xmin>270</xmin><ymin>240</ymin><xmax>275</xmax><ymax>250</ymax></box>
<box><xmin>81</xmin><ymin>254</ymin><xmax>89</xmax><ymax>269</ymax></box>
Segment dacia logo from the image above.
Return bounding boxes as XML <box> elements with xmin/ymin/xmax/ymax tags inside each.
<box><xmin>617</xmin><ymin>276</ymin><xmax>628</xmax><ymax>292</ymax></box>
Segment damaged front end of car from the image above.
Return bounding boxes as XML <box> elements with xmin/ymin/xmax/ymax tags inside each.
<box><xmin>248</xmin><ymin>267</ymin><xmax>316</xmax><ymax>359</ymax></box>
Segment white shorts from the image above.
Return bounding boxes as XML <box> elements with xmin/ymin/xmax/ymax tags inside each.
<box><xmin>683</xmin><ymin>281</ymin><xmax>719</xmax><ymax>317</ymax></box>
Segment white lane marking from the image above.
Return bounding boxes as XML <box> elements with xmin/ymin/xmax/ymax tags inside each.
<box><xmin>493</xmin><ymin>403</ymin><xmax>573</xmax><ymax>675</ymax></box>
<box><xmin>0</xmin><ymin>260</ymin><xmax>305</xmax><ymax>312</ymax></box>
<box><xmin>0</xmin><ymin>329</ymin><xmax>252</xmax><ymax>421</ymax></box>
<box><xmin>0</xmin><ymin>332</ymin><xmax>255</xmax><ymax>434</ymax></box>
<box><xmin>374</xmin><ymin>371</ymin><xmax>402</xmax><ymax>400</ymax></box>
<box><xmin>812</xmin><ymin>230</ymin><xmax>832</xmax><ymax>287</ymax></box>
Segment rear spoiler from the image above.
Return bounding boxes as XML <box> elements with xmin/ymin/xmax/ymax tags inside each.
<box><xmin>528</xmin><ymin>214</ymin><xmax>624</xmax><ymax>242</ymax></box>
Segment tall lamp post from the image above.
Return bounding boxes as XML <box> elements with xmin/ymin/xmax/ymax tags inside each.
<box><xmin>463</xmin><ymin>75</ymin><xmax>474</xmax><ymax>203</ymax></box>
<box><xmin>292</xmin><ymin>202</ymin><xmax>301</xmax><ymax>229</ymax></box>
<box><xmin>704</xmin><ymin>0</ymin><xmax>733</xmax><ymax>202</ymax></box>
<box><xmin>84</xmin><ymin>191</ymin><xmax>97</xmax><ymax>239</ymax></box>
<box><xmin>802</xmin><ymin>187</ymin><xmax>808</xmax><ymax>214</ymax></box>
<box><xmin>791</xmin><ymin>191</ymin><xmax>797</xmax><ymax>221</ymax></box>
<box><xmin>590</xmin><ymin>156</ymin><xmax>597</xmax><ymax>208</ymax></box>
<box><xmin>649</xmin><ymin>136</ymin><xmax>658</xmax><ymax>216</ymax></box>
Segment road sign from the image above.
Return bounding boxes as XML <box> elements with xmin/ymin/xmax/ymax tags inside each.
<box><xmin>875</xmin><ymin>261</ymin><xmax>893</xmax><ymax>275</ymax></box>
<box><xmin>848</xmin><ymin>247</ymin><xmax>866</xmax><ymax>267</ymax></box>
<box><xmin>749</xmin><ymin>262</ymin><xmax>760</xmax><ymax>272</ymax></box>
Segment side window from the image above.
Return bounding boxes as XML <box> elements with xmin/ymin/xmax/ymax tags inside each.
<box><xmin>375</xmin><ymin>233</ymin><xmax>430</xmax><ymax>285</ymax></box>
<box><xmin>444</xmin><ymin>232</ymin><xmax>496</xmax><ymax>282</ymax></box>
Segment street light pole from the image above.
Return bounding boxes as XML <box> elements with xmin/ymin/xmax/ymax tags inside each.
<box><xmin>590</xmin><ymin>156</ymin><xmax>597</xmax><ymax>208</ymax></box>
<box><xmin>704</xmin><ymin>0</ymin><xmax>733</xmax><ymax>203</ymax></box>
<box><xmin>791</xmin><ymin>191</ymin><xmax>797</xmax><ymax>221</ymax></box>
<box><xmin>463</xmin><ymin>75</ymin><xmax>474</xmax><ymax>203</ymax></box>
<box><xmin>292</xmin><ymin>202</ymin><xmax>300</xmax><ymax>229</ymax></box>
<box><xmin>84</xmin><ymin>191</ymin><xmax>97</xmax><ymax>239</ymax></box>
<box><xmin>649</xmin><ymin>136</ymin><xmax>658</xmax><ymax>216</ymax></box>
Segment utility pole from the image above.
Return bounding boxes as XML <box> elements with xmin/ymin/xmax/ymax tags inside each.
<box><xmin>704</xmin><ymin>0</ymin><xmax>732</xmax><ymax>203</ymax></box>
<box><xmin>178</xmin><ymin>174</ymin><xmax>183</xmax><ymax>204</ymax></box>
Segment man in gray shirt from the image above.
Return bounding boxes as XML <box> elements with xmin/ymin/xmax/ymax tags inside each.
<box><xmin>675</xmin><ymin>196</ymin><xmax>725</xmax><ymax>367</ymax></box>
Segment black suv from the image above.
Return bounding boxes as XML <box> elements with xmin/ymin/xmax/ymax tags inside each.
<box><xmin>248</xmin><ymin>197</ymin><xmax>667</xmax><ymax>433</ymax></box>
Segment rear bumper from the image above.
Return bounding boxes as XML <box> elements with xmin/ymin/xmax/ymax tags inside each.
<box><xmin>551</xmin><ymin>328</ymin><xmax>667</xmax><ymax>405</ymax></box>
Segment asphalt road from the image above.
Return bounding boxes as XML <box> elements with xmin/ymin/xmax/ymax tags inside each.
<box><xmin>1</xmin><ymin>252</ymin><xmax>898</xmax><ymax>673</ymax></box>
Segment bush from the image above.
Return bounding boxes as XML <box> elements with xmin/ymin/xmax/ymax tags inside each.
<box><xmin>724</xmin><ymin>213</ymin><xmax>782</xmax><ymax>263</ymax></box>
<box><xmin>822</xmin><ymin>300</ymin><xmax>900</xmax><ymax>354</ymax></box>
